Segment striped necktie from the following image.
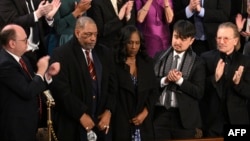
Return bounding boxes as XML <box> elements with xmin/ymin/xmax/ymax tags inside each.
<box><xmin>19</xmin><ymin>58</ymin><xmax>32</xmax><ymax>78</ymax></box>
<box><xmin>19</xmin><ymin>57</ymin><xmax>42</xmax><ymax>119</ymax></box>
<box><xmin>85</xmin><ymin>50</ymin><xmax>97</xmax><ymax>80</ymax></box>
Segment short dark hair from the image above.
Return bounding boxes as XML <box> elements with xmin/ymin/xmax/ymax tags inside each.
<box><xmin>0</xmin><ymin>27</ymin><xmax>16</xmax><ymax>46</ymax></box>
<box><xmin>173</xmin><ymin>20</ymin><xmax>196</xmax><ymax>39</ymax></box>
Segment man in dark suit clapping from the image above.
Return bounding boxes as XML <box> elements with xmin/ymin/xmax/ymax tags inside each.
<box><xmin>0</xmin><ymin>24</ymin><xmax>60</xmax><ymax>141</ymax></box>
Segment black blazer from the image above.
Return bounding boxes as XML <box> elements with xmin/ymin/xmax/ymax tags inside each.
<box><xmin>154</xmin><ymin>50</ymin><xmax>206</xmax><ymax>129</ymax></box>
<box><xmin>88</xmin><ymin>0</ymin><xmax>136</xmax><ymax>49</ymax></box>
<box><xmin>50</xmin><ymin>36</ymin><xmax>117</xmax><ymax>141</ymax></box>
<box><xmin>0</xmin><ymin>0</ymin><xmax>48</xmax><ymax>56</ymax></box>
<box><xmin>239</xmin><ymin>13</ymin><xmax>249</xmax><ymax>53</ymax></box>
<box><xmin>113</xmin><ymin>55</ymin><xmax>159</xmax><ymax>141</ymax></box>
<box><xmin>173</xmin><ymin>0</ymin><xmax>231</xmax><ymax>50</ymax></box>
<box><xmin>0</xmin><ymin>49</ymin><xmax>47</xmax><ymax>141</ymax></box>
<box><xmin>200</xmin><ymin>50</ymin><xmax>250</xmax><ymax>135</ymax></box>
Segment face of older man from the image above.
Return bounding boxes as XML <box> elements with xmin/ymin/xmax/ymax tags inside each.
<box><xmin>11</xmin><ymin>25</ymin><xmax>28</xmax><ymax>57</ymax></box>
<box><xmin>216</xmin><ymin>27</ymin><xmax>238</xmax><ymax>55</ymax></box>
<box><xmin>75</xmin><ymin>22</ymin><xmax>97</xmax><ymax>50</ymax></box>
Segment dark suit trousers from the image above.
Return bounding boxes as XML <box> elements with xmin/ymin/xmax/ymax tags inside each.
<box><xmin>153</xmin><ymin>106</ymin><xmax>196</xmax><ymax>140</ymax></box>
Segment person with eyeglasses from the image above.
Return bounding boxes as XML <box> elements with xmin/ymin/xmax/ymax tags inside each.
<box><xmin>49</xmin><ymin>16</ymin><xmax>117</xmax><ymax>141</ymax></box>
<box><xmin>0</xmin><ymin>24</ymin><xmax>60</xmax><ymax>141</ymax></box>
<box><xmin>200</xmin><ymin>22</ymin><xmax>250</xmax><ymax>137</ymax></box>
<box><xmin>0</xmin><ymin>0</ymin><xmax>61</xmax><ymax>72</ymax></box>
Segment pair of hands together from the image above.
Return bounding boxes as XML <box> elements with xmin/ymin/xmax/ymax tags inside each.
<box><xmin>80</xmin><ymin>110</ymin><xmax>111</xmax><ymax>134</ymax></box>
<box><xmin>165</xmin><ymin>69</ymin><xmax>183</xmax><ymax>83</ymax></box>
<box><xmin>118</xmin><ymin>0</ymin><xmax>134</xmax><ymax>20</ymax></box>
<box><xmin>73</xmin><ymin>0</ymin><xmax>92</xmax><ymax>18</ymax></box>
<box><xmin>189</xmin><ymin>0</ymin><xmax>202</xmax><ymax>13</ymax></box>
<box><xmin>215</xmin><ymin>59</ymin><xmax>244</xmax><ymax>85</ymax></box>
<box><xmin>36</xmin><ymin>55</ymin><xmax>60</xmax><ymax>80</ymax></box>
<box><xmin>35</xmin><ymin>0</ymin><xmax>61</xmax><ymax>20</ymax></box>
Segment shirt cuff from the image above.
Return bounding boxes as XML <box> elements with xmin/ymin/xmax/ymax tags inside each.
<box><xmin>160</xmin><ymin>77</ymin><xmax>169</xmax><ymax>87</ymax></box>
<box><xmin>36</xmin><ymin>73</ymin><xmax>44</xmax><ymax>81</ymax></box>
<box><xmin>46</xmin><ymin>18</ymin><xmax>54</xmax><ymax>27</ymax></box>
<box><xmin>126</xmin><ymin>14</ymin><xmax>131</xmax><ymax>21</ymax></box>
<box><xmin>198</xmin><ymin>8</ymin><xmax>205</xmax><ymax>17</ymax></box>
<box><xmin>33</xmin><ymin>12</ymin><xmax>38</xmax><ymax>22</ymax></box>
<box><xmin>185</xmin><ymin>6</ymin><xmax>194</xmax><ymax>18</ymax></box>
<box><xmin>175</xmin><ymin>77</ymin><xmax>184</xmax><ymax>86</ymax></box>
<box><xmin>45</xmin><ymin>73</ymin><xmax>53</xmax><ymax>84</ymax></box>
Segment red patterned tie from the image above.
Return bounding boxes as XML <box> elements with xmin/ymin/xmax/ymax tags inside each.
<box><xmin>85</xmin><ymin>50</ymin><xmax>97</xmax><ymax>80</ymax></box>
<box><xmin>19</xmin><ymin>58</ymin><xmax>32</xmax><ymax>78</ymax></box>
<box><xmin>19</xmin><ymin>58</ymin><xmax>42</xmax><ymax>119</ymax></box>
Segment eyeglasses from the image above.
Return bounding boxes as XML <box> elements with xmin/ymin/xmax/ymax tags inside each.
<box><xmin>15</xmin><ymin>38</ymin><xmax>28</xmax><ymax>44</ymax></box>
<box><xmin>82</xmin><ymin>32</ymin><xmax>98</xmax><ymax>38</ymax></box>
<box><xmin>216</xmin><ymin>37</ymin><xmax>235</xmax><ymax>43</ymax></box>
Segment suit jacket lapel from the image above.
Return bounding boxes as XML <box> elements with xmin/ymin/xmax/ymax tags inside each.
<box><xmin>104</xmin><ymin>0</ymin><xmax>118</xmax><ymax>16</ymax></box>
<box><xmin>92</xmin><ymin>50</ymin><xmax>102</xmax><ymax>96</ymax></box>
<box><xmin>119</xmin><ymin>67</ymin><xmax>135</xmax><ymax>94</ymax></box>
<box><xmin>14</xmin><ymin>0</ymin><xmax>30</xmax><ymax>14</ymax></box>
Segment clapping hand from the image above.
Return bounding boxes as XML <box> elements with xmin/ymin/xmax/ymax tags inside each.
<box><xmin>215</xmin><ymin>59</ymin><xmax>225</xmax><ymax>82</ymax></box>
<box><xmin>36</xmin><ymin>1</ymin><xmax>53</xmax><ymax>19</ymax></box>
<box><xmin>118</xmin><ymin>2</ymin><xmax>128</xmax><ymax>20</ymax></box>
<box><xmin>73</xmin><ymin>0</ymin><xmax>91</xmax><ymax>18</ymax></box>
<box><xmin>233</xmin><ymin>65</ymin><xmax>244</xmax><ymax>85</ymax></box>
<box><xmin>126</xmin><ymin>0</ymin><xmax>134</xmax><ymax>16</ymax></box>
<box><xmin>46</xmin><ymin>0</ymin><xmax>61</xmax><ymax>20</ymax></box>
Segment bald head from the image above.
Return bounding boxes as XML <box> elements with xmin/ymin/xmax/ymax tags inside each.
<box><xmin>0</xmin><ymin>24</ymin><xmax>26</xmax><ymax>46</ymax></box>
<box><xmin>0</xmin><ymin>24</ymin><xmax>28</xmax><ymax>56</ymax></box>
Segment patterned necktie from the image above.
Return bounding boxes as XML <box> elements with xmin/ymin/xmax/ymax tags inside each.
<box><xmin>85</xmin><ymin>50</ymin><xmax>97</xmax><ymax>80</ymax></box>
<box><xmin>171</xmin><ymin>55</ymin><xmax>179</xmax><ymax>69</ymax></box>
<box><xmin>19</xmin><ymin>58</ymin><xmax>32</xmax><ymax>78</ymax></box>
<box><xmin>165</xmin><ymin>55</ymin><xmax>180</xmax><ymax>108</ymax></box>
<box><xmin>19</xmin><ymin>58</ymin><xmax>42</xmax><ymax>119</ymax></box>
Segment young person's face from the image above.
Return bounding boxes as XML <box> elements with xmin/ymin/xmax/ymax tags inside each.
<box><xmin>171</xmin><ymin>31</ymin><xmax>195</xmax><ymax>53</ymax></box>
